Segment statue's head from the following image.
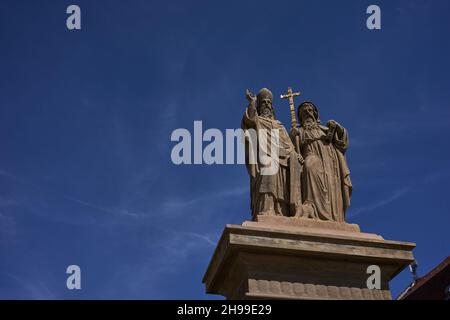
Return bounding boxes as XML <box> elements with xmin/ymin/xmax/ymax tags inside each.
<box><xmin>256</xmin><ymin>88</ymin><xmax>275</xmax><ymax>119</ymax></box>
<box><xmin>298</xmin><ymin>101</ymin><xmax>319</xmax><ymax>125</ymax></box>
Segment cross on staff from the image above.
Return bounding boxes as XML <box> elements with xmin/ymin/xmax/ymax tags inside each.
<box><xmin>280</xmin><ymin>87</ymin><xmax>301</xmax><ymax>128</ymax></box>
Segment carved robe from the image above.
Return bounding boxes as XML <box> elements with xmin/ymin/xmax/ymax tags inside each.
<box><xmin>242</xmin><ymin>107</ymin><xmax>302</xmax><ymax>218</ymax></box>
<box><xmin>293</xmin><ymin>123</ymin><xmax>352</xmax><ymax>222</ymax></box>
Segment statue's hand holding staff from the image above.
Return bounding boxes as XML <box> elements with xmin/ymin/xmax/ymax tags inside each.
<box><xmin>295</xmin><ymin>152</ymin><xmax>304</xmax><ymax>165</ymax></box>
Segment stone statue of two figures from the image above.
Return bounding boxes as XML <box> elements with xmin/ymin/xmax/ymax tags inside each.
<box><xmin>242</xmin><ymin>88</ymin><xmax>353</xmax><ymax>223</ymax></box>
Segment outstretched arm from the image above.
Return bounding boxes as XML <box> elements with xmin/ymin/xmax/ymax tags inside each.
<box><xmin>245</xmin><ymin>89</ymin><xmax>257</xmax><ymax>119</ymax></box>
<box><xmin>242</xmin><ymin>89</ymin><xmax>258</xmax><ymax>129</ymax></box>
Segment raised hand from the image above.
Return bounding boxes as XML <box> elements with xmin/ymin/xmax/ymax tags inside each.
<box><xmin>327</xmin><ymin>120</ymin><xmax>338</xmax><ymax>127</ymax></box>
<box><xmin>245</xmin><ymin>89</ymin><xmax>256</xmax><ymax>103</ymax></box>
<box><xmin>327</xmin><ymin>120</ymin><xmax>344</xmax><ymax>137</ymax></box>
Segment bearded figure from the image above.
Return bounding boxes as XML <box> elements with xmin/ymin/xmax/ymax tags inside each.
<box><xmin>291</xmin><ymin>101</ymin><xmax>352</xmax><ymax>222</ymax></box>
<box><xmin>241</xmin><ymin>88</ymin><xmax>302</xmax><ymax>218</ymax></box>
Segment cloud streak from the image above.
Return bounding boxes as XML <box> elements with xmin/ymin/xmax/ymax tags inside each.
<box><xmin>0</xmin><ymin>169</ymin><xmax>147</xmax><ymax>220</ymax></box>
<box><xmin>348</xmin><ymin>169</ymin><xmax>450</xmax><ymax>218</ymax></box>
<box><xmin>348</xmin><ymin>187</ymin><xmax>411</xmax><ymax>217</ymax></box>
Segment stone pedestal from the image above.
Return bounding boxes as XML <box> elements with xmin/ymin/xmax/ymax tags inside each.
<box><xmin>202</xmin><ymin>216</ymin><xmax>415</xmax><ymax>300</ymax></box>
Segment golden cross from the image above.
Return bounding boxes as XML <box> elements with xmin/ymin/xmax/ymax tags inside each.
<box><xmin>280</xmin><ymin>87</ymin><xmax>301</xmax><ymax>128</ymax></box>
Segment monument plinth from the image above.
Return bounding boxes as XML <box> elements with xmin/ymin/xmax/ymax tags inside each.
<box><xmin>203</xmin><ymin>217</ymin><xmax>415</xmax><ymax>300</ymax></box>
<box><xmin>202</xmin><ymin>87</ymin><xmax>416</xmax><ymax>300</ymax></box>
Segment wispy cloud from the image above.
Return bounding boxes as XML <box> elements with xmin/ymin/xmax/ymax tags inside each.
<box><xmin>1</xmin><ymin>168</ymin><xmax>247</xmax><ymax>229</ymax></box>
<box><xmin>161</xmin><ymin>185</ymin><xmax>247</xmax><ymax>211</ymax></box>
<box><xmin>143</xmin><ymin>229</ymin><xmax>218</xmax><ymax>279</ymax></box>
<box><xmin>87</xmin><ymin>229</ymin><xmax>219</xmax><ymax>298</ymax></box>
<box><xmin>183</xmin><ymin>231</ymin><xmax>217</xmax><ymax>247</ymax></box>
<box><xmin>0</xmin><ymin>169</ymin><xmax>146</xmax><ymax>220</ymax></box>
<box><xmin>0</xmin><ymin>271</ymin><xmax>55</xmax><ymax>300</ymax></box>
<box><xmin>348</xmin><ymin>187</ymin><xmax>411</xmax><ymax>217</ymax></box>
<box><xmin>62</xmin><ymin>195</ymin><xmax>145</xmax><ymax>219</ymax></box>
<box><xmin>348</xmin><ymin>169</ymin><xmax>450</xmax><ymax>218</ymax></box>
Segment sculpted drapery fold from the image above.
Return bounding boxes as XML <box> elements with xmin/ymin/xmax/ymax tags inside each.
<box><xmin>291</xmin><ymin>101</ymin><xmax>352</xmax><ymax>222</ymax></box>
<box><xmin>241</xmin><ymin>90</ymin><xmax>351</xmax><ymax>223</ymax></box>
<box><xmin>241</xmin><ymin>88</ymin><xmax>302</xmax><ymax>219</ymax></box>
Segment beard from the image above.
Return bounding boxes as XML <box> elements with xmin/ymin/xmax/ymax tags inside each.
<box><xmin>260</xmin><ymin>106</ymin><xmax>274</xmax><ymax>119</ymax></box>
<box><xmin>302</xmin><ymin>117</ymin><xmax>319</xmax><ymax>130</ymax></box>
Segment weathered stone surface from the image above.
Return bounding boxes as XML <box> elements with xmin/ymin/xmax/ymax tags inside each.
<box><xmin>242</xmin><ymin>216</ymin><xmax>382</xmax><ymax>240</ymax></box>
<box><xmin>203</xmin><ymin>221</ymin><xmax>415</xmax><ymax>300</ymax></box>
<box><xmin>246</xmin><ymin>214</ymin><xmax>358</xmax><ymax>231</ymax></box>
<box><xmin>242</xmin><ymin>88</ymin><xmax>353</xmax><ymax>223</ymax></box>
<box><xmin>242</xmin><ymin>88</ymin><xmax>302</xmax><ymax>218</ymax></box>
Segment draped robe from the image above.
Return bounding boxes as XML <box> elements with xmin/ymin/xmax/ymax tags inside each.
<box><xmin>242</xmin><ymin>106</ymin><xmax>302</xmax><ymax>218</ymax></box>
<box><xmin>293</xmin><ymin>123</ymin><xmax>352</xmax><ymax>222</ymax></box>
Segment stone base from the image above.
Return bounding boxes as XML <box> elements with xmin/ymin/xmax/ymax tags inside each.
<box><xmin>203</xmin><ymin>217</ymin><xmax>415</xmax><ymax>300</ymax></box>
<box><xmin>247</xmin><ymin>215</ymin><xmax>368</xmax><ymax>236</ymax></box>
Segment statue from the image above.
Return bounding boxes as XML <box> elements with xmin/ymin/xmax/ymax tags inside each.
<box><xmin>290</xmin><ymin>101</ymin><xmax>352</xmax><ymax>222</ymax></box>
<box><xmin>241</xmin><ymin>88</ymin><xmax>303</xmax><ymax>219</ymax></box>
<box><xmin>205</xmin><ymin>88</ymin><xmax>415</xmax><ymax>301</ymax></box>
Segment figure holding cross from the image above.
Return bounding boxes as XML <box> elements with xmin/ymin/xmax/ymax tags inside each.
<box><xmin>241</xmin><ymin>88</ymin><xmax>303</xmax><ymax>219</ymax></box>
<box><xmin>288</xmin><ymin>99</ymin><xmax>353</xmax><ymax>222</ymax></box>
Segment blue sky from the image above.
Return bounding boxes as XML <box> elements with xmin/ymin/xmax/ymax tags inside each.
<box><xmin>1</xmin><ymin>0</ymin><xmax>449</xmax><ymax>299</ymax></box>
